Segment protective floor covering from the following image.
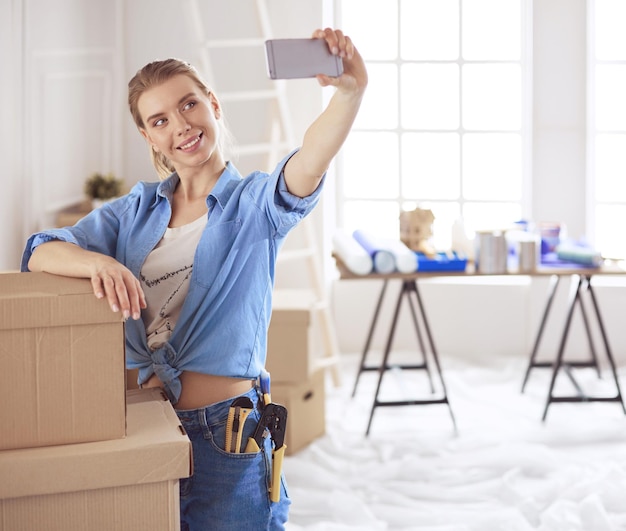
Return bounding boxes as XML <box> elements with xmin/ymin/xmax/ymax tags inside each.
<box><xmin>284</xmin><ymin>352</ymin><xmax>626</xmax><ymax>531</ymax></box>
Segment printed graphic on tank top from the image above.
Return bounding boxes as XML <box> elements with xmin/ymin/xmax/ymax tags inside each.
<box><xmin>140</xmin><ymin>214</ymin><xmax>207</xmax><ymax>351</ymax></box>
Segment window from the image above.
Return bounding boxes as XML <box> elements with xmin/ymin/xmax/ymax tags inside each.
<box><xmin>589</xmin><ymin>0</ymin><xmax>626</xmax><ymax>259</ymax></box>
<box><xmin>336</xmin><ymin>0</ymin><xmax>530</xmax><ymax>250</ymax></box>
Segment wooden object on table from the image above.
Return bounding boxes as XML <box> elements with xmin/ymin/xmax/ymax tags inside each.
<box><xmin>55</xmin><ymin>200</ymin><xmax>92</xmax><ymax>228</ymax></box>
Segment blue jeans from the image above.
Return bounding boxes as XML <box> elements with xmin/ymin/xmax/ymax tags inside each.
<box><xmin>176</xmin><ymin>387</ymin><xmax>291</xmax><ymax>531</ymax></box>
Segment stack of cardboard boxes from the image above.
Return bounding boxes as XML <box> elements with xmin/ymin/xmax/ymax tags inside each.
<box><xmin>0</xmin><ymin>272</ymin><xmax>191</xmax><ymax>531</ymax></box>
<box><xmin>266</xmin><ymin>289</ymin><xmax>327</xmax><ymax>455</ymax></box>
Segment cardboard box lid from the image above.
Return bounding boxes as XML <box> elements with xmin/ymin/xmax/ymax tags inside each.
<box><xmin>0</xmin><ymin>389</ymin><xmax>192</xmax><ymax>500</ymax></box>
<box><xmin>271</xmin><ymin>289</ymin><xmax>318</xmax><ymax>325</ymax></box>
<box><xmin>0</xmin><ymin>272</ymin><xmax>122</xmax><ymax>330</ymax></box>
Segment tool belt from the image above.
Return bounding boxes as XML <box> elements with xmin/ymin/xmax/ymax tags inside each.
<box><xmin>224</xmin><ymin>369</ymin><xmax>287</xmax><ymax>503</ymax></box>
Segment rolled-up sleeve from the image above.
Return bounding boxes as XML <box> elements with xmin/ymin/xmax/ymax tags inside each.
<box><xmin>20</xmin><ymin>193</ymin><xmax>134</xmax><ymax>272</ymax></box>
<box><xmin>21</xmin><ymin>229</ymin><xmax>82</xmax><ymax>272</ymax></box>
<box><xmin>260</xmin><ymin>149</ymin><xmax>326</xmax><ymax>237</ymax></box>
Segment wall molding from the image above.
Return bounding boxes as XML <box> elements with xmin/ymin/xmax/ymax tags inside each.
<box><xmin>27</xmin><ymin>50</ymin><xmax>117</xmax><ymax>229</ymax></box>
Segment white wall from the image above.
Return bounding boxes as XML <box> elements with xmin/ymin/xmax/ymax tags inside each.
<box><xmin>532</xmin><ymin>0</ymin><xmax>587</xmax><ymax>236</ymax></box>
<box><xmin>0</xmin><ymin>1</ymin><xmax>24</xmax><ymax>271</ymax></box>
<box><xmin>1</xmin><ymin>0</ymin><xmax>124</xmax><ymax>270</ymax></box>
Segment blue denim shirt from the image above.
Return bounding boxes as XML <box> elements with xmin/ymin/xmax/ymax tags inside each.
<box><xmin>21</xmin><ymin>150</ymin><xmax>324</xmax><ymax>403</ymax></box>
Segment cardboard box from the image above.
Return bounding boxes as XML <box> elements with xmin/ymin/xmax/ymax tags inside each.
<box><xmin>0</xmin><ymin>272</ymin><xmax>126</xmax><ymax>450</ymax></box>
<box><xmin>267</xmin><ymin>289</ymin><xmax>322</xmax><ymax>383</ymax></box>
<box><xmin>0</xmin><ymin>388</ymin><xmax>192</xmax><ymax>531</ymax></box>
<box><xmin>271</xmin><ymin>368</ymin><xmax>326</xmax><ymax>455</ymax></box>
<box><xmin>127</xmin><ymin>367</ymin><xmax>140</xmax><ymax>390</ymax></box>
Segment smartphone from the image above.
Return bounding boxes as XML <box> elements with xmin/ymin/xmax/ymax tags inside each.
<box><xmin>264</xmin><ymin>38</ymin><xmax>344</xmax><ymax>80</ymax></box>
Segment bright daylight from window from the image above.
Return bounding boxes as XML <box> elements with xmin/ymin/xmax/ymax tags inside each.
<box><xmin>337</xmin><ymin>0</ymin><xmax>526</xmax><ymax>251</ymax></box>
<box><xmin>592</xmin><ymin>0</ymin><xmax>626</xmax><ymax>259</ymax></box>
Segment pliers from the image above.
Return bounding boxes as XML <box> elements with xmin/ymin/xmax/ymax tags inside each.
<box><xmin>245</xmin><ymin>402</ymin><xmax>288</xmax><ymax>502</ymax></box>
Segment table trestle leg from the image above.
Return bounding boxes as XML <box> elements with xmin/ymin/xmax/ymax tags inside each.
<box><xmin>364</xmin><ymin>280</ymin><xmax>456</xmax><ymax>436</ymax></box>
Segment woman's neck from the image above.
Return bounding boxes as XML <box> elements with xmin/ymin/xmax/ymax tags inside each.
<box><xmin>175</xmin><ymin>159</ymin><xmax>226</xmax><ymax>202</ymax></box>
<box><xmin>169</xmin><ymin>160</ymin><xmax>226</xmax><ymax>227</ymax></box>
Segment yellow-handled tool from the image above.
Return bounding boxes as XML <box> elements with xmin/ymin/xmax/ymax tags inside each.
<box><xmin>225</xmin><ymin>396</ymin><xmax>254</xmax><ymax>453</ymax></box>
<box><xmin>259</xmin><ymin>368</ymin><xmax>272</xmax><ymax>406</ymax></box>
<box><xmin>244</xmin><ymin>402</ymin><xmax>288</xmax><ymax>502</ymax></box>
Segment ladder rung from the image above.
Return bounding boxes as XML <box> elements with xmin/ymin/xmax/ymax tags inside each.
<box><xmin>236</xmin><ymin>142</ymin><xmax>290</xmax><ymax>156</ymax></box>
<box><xmin>203</xmin><ymin>38</ymin><xmax>266</xmax><ymax>49</ymax></box>
<box><xmin>314</xmin><ymin>355</ymin><xmax>341</xmax><ymax>370</ymax></box>
<box><xmin>219</xmin><ymin>90</ymin><xmax>280</xmax><ymax>103</ymax></box>
<box><xmin>312</xmin><ymin>300</ymin><xmax>329</xmax><ymax>311</ymax></box>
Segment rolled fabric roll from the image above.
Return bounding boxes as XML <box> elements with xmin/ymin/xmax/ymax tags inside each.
<box><xmin>352</xmin><ymin>230</ymin><xmax>396</xmax><ymax>274</ymax></box>
<box><xmin>332</xmin><ymin>230</ymin><xmax>374</xmax><ymax>275</ymax></box>
<box><xmin>556</xmin><ymin>243</ymin><xmax>602</xmax><ymax>267</ymax></box>
<box><xmin>379</xmin><ymin>238</ymin><xmax>418</xmax><ymax>273</ymax></box>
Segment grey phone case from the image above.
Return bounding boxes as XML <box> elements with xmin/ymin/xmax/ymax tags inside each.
<box><xmin>265</xmin><ymin>38</ymin><xmax>344</xmax><ymax>79</ymax></box>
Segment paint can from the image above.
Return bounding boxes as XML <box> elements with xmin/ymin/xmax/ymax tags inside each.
<box><xmin>475</xmin><ymin>231</ymin><xmax>507</xmax><ymax>274</ymax></box>
<box><xmin>518</xmin><ymin>239</ymin><xmax>539</xmax><ymax>273</ymax></box>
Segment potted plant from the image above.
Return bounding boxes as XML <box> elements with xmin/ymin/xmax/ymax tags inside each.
<box><xmin>84</xmin><ymin>172</ymin><xmax>124</xmax><ymax>208</ymax></box>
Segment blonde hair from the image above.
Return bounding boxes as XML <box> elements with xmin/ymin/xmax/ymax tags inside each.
<box><xmin>128</xmin><ymin>58</ymin><xmax>234</xmax><ymax>179</ymax></box>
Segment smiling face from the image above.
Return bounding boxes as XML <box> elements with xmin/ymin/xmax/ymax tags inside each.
<box><xmin>137</xmin><ymin>74</ymin><xmax>225</xmax><ymax>176</ymax></box>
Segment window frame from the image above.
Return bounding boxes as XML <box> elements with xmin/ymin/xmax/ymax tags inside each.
<box><xmin>332</xmin><ymin>0</ymin><xmax>534</xmax><ymax>249</ymax></box>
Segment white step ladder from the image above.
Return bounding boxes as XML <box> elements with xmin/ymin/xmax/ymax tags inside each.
<box><xmin>184</xmin><ymin>0</ymin><xmax>342</xmax><ymax>386</ymax></box>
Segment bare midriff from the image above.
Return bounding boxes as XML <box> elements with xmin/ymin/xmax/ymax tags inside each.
<box><xmin>142</xmin><ymin>371</ymin><xmax>254</xmax><ymax>410</ymax></box>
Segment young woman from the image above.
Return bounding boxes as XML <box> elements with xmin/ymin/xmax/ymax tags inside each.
<box><xmin>21</xmin><ymin>28</ymin><xmax>366</xmax><ymax>530</ymax></box>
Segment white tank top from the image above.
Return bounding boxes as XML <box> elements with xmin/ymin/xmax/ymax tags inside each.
<box><xmin>140</xmin><ymin>214</ymin><xmax>206</xmax><ymax>351</ymax></box>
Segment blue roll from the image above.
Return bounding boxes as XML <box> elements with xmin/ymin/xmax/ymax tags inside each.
<box><xmin>352</xmin><ymin>230</ymin><xmax>396</xmax><ymax>274</ymax></box>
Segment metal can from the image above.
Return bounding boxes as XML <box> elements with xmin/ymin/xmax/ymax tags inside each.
<box><xmin>475</xmin><ymin>231</ymin><xmax>508</xmax><ymax>274</ymax></box>
<box><xmin>518</xmin><ymin>239</ymin><xmax>539</xmax><ymax>273</ymax></box>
